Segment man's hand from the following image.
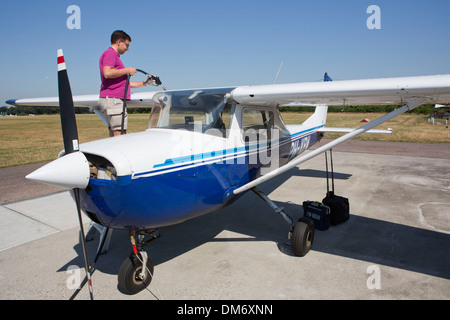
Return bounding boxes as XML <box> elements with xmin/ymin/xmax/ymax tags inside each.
<box><xmin>127</xmin><ymin>67</ymin><xmax>137</xmax><ymax>76</ymax></box>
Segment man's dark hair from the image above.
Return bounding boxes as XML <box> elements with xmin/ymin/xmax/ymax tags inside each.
<box><xmin>111</xmin><ymin>30</ymin><xmax>131</xmax><ymax>44</ymax></box>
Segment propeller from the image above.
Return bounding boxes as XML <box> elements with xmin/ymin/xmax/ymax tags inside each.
<box><xmin>56</xmin><ymin>49</ymin><xmax>94</xmax><ymax>300</ymax></box>
<box><xmin>26</xmin><ymin>50</ymin><xmax>108</xmax><ymax>299</ymax></box>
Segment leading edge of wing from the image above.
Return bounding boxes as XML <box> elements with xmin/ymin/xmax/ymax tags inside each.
<box><xmin>231</xmin><ymin>74</ymin><xmax>450</xmax><ymax>107</ymax></box>
<box><xmin>6</xmin><ymin>94</ymin><xmax>101</xmax><ymax>107</ymax></box>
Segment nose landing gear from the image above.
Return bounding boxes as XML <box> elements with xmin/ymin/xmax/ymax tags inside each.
<box><xmin>118</xmin><ymin>230</ymin><xmax>159</xmax><ymax>295</ymax></box>
<box><xmin>118</xmin><ymin>252</ymin><xmax>154</xmax><ymax>295</ymax></box>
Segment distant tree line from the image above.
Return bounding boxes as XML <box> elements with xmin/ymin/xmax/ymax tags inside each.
<box><xmin>1</xmin><ymin>104</ymin><xmax>435</xmax><ymax>116</ymax></box>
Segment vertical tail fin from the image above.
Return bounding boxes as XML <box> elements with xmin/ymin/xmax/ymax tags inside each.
<box><xmin>302</xmin><ymin>105</ymin><xmax>328</xmax><ymax>128</ymax></box>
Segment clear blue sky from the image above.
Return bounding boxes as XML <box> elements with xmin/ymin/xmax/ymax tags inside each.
<box><xmin>1</xmin><ymin>0</ymin><xmax>450</xmax><ymax>106</ymax></box>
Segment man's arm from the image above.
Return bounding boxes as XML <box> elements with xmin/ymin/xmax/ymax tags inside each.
<box><xmin>103</xmin><ymin>66</ymin><xmax>137</xmax><ymax>79</ymax></box>
<box><xmin>129</xmin><ymin>79</ymin><xmax>150</xmax><ymax>88</ymax></box>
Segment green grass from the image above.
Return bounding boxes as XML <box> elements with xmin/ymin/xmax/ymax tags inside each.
<box><xmin>0</xmin><ymin>112</ymin><xmax>448</xmax><ymax>168</ymax></box>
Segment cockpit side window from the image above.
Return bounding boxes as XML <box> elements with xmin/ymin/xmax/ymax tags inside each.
<box><xmin>242</xmin><ymin>109</ymin><xmax>274</xmax><ymax>142</ymax></box>
<box><xmin>242</xmin><ymin>107</ymin><xmax>287</xmax><ymax>144</ymax></box>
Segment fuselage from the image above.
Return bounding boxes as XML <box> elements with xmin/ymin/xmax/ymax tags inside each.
<box><xmin>79</xmin><ymin>89</ymin><xmax>326</xmax><ymax>230</ymax></box>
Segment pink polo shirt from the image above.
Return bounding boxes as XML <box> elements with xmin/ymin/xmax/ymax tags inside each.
<box><xmin>99</xmin><ymin>47</ymin><xmax>130</xmax><ymax>99</ymax></box>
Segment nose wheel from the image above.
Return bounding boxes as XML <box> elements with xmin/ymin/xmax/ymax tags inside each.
<box><xmin>118</xmin><ymin>230</ymin><xmax>159</xmax><ymax>295</ymax></box>
<box><xmin>118</xmin><ymin>253</ymin><xmax>154</xmax><ymax>295</ymax></box>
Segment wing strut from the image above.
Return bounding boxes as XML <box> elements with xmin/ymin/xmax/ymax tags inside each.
<box><xmin>233</xmin><ymin>99</ymin><xmax>426</xmax><ymax>195</ymax></box>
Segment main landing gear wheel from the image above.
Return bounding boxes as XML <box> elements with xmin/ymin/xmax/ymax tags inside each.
<box><xmin>291</xmin><ymin>217</ymin><xmax>315</xmax><ymax>257</ymax></box>
<box><xmin>118</xmin><ymin>254</ymin><xmax>154</xmax><ymax>295</ymax></box>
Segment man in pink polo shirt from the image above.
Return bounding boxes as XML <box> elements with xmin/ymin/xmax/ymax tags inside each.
<box><xmin>98</xmin><ymin>30</ymin><xmax>150</xmax><ymax>137</ymax></box>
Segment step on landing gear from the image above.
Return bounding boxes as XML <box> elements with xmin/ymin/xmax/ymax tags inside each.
<box><xmin>118</xmin><ymin>230</ymin><xmax>159</xmax><ymax>295</ymax></box>
<box><xmin>252</xmin><ymin>187</ymin><xmax>314</xmax><ymax>256</ymax></box>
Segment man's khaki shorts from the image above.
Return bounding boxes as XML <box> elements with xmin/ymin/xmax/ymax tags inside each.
<box><xmin>97</xmin><ymin>97</ymin><xmax>128</xmax><ymax>131</ymax></box>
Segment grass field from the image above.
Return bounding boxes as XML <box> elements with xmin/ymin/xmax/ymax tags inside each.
<box><xmin>0</xmin><ymin>112</ymin><xmax>448</xmax><ymax>168</ymax></box>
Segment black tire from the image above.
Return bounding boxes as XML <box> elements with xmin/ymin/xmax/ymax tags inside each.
<box><xmin>118</xmin><ymin>254</ymin><xmax>154</xmax><ymax>295</ymax></box>
<box><xmin>292</xmin><ymin>217</ymin><xmax>315</xmax><ymax>257</ymax></box>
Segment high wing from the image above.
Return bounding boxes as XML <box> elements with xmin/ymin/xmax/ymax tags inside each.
<box><xmin>8</xmin><ymin>74</ymin><xmax>450</xmax><ymax>108</ymax></box>
<box><xmin>231</xmin><ymin>74</ymin><xmax>450</xmax><ymax>106</ymax></box>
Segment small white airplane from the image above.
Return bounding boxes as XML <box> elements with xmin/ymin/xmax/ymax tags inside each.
<box><xmin>7</xmin><ymin>50</ymin><xmax>450</xmax><ymax>298</ymax></box>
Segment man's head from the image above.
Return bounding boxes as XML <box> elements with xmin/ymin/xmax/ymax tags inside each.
<box><xmin>110</xmin><ymin>30</ymin><xmax>131</xmax><ymax>55</ymax></box>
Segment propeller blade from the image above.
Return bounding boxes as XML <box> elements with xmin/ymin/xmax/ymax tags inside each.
<box><xmin>74</xmin><ymin>188</ymin><xmax>94</xmax><ymax>300</ymax></box>
<box><xmin>57</xmin><ymin>49</ymin><xmax>93</xmax><ymax>300</ymax></box>
<box><xmin>57</xmin><ymin>49</ymin><xmax>79</xmax><ymax>155</ymax></box>
<box><xmin>69</xmin><ymin>227</ymin><xmax>111</xmax><ymax>300</ymax></box>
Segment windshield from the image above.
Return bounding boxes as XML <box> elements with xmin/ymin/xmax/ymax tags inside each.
<box><xmin>148</xmin><ymin>87</ymin><xmax>236</xmax><ymax>135</ymax></box>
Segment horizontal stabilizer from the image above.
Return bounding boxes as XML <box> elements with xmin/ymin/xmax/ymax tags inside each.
<box><xmin>318</xmin><ymin>127</ymin><xmax>392</xmax><ymax>134</ymax></box>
